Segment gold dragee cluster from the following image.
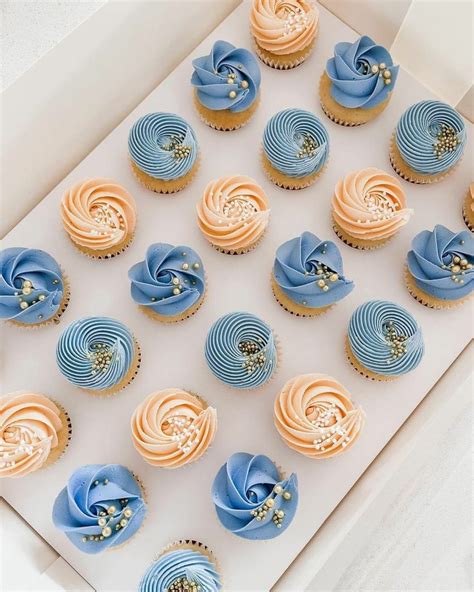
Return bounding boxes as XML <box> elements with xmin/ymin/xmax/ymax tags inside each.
<box><xmin>225</xmin><ymin>71</ymin><xmax>249</xmax><ymax>99</ymax></box>
<box><xmin>296</xmin><ymin>134</ymin><xmax>319</xmax><ymax>159</ymax></box>
<box><xmin>88</xmin><ymin>343</ymin><xmax>114</xmax><ymax>375</ymax></box>
<box><xmin>250</xmin><ymin>483</ymin><xmax>293</xmax><ymax>529</ymax></box>
<box><xmin>361</xmin><ymin>61</ymin><xmax>392</xmax><ymax>85</ymax></box>
<box><xmin>163</xmin><ymin>134</ymin><xmax>192</xmax><ymax>160</ymax></box>
<box><xmin>167</xmin><ymin>577</ymin><xmax>201</xmax><ymax>592</ymax></box>
<box><xmin>82</xmin><ymin>480</ymin><xmax>133</xmax><ymax>543</ymax></box>
<box><xmin>238</xmin><ymin>339</ymin><xmax>267</xmax><ymax>374</ymax></box>
<box><xmin>15</xmin><ymin>278</ymin><xmax>51</xmax><ymax>317</ymax></box>
<box><xmin>432</xmin><ymin>124</ymin><xmax>460</xmax><ymax>159</ymax></box>
<box><xmin>441</xmin><ymin>253</ymin><xmax>472</xmax><ymax>284</ymax></box>
<box><xmin>384</xmin><ymin>321</ymin><xmax>408</xmax><ymax>362</ymax></box>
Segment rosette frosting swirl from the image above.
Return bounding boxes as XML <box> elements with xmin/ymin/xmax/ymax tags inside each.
<box><xmin>263</xmin><ymin>109</ymin><xmax>329</xmax><ymax>178</ymax></box>
<box><xmin>0</xmin><ymin>248</ymin><xmax>65</xmax><ymax>325</ymax></box>
<box><xmin>250</xmin><ymin>0</ymin><xmax>318</xmax><ymax>56</ymax></box>
<box><xmin>395</xmin><ymin>101</ymin><xmax>466</xmax><ymax>175</ymax></box>
<box><xmin>56</xmin><ymin>317</ymin><xmax>135</xmax><ymax>391</ymax></box>
<box><xmin>274</xmin><ymin>231</ymin><xmax>354</xmax><ymax>308</ymax></box>
<box><xmin>131</xmin><ymin>389</ymin><xmax>217</xmax><ymax>468</ymax></box>
<box><xmin>52</xmin><ymin>464</ymin><xmax>146</xmax><ymax>554</ymax></box>
<box><xmin>128</xmin><ymin>243</ymin><xmax>205</xmax><ymax>317</ymax></box>
<box><xmin>332</xmin><ymin>168</ymin><xmax>412</xmax><ymax>241</ymax></box>
<box><xmin>197</xmin><ymin>176</ymin><xmax>270</xmax><ymax>251</ymax></box>
<box><xmin>128</xmin><ymin>112</ymin><xmax>198</xmax><ymax>180</ymax></box>
<box><xmin>191</xmin><ymin>40</ymin><xmax>261</xmax><ymax>113</ymax></box>
<box><xmin>212</xmin><ymin>452</ymin><xmax>298</xmax><ymax>540</ymax></box>
<box><xmin>205</xmin><ymin>312</ymin><xmax>277</xmax><ymax>388</ymax></box>
<box><xmin>407</xmin><ymin>225</ymin><xmax>473</xmax><ymax>301</ymax></box>
<box><xmin>274</xmin><ymin>374</ymin><xmax>365</xmax><ymax>459</ymax></box>
<box><xmin>348</xmin><ymin>300</ymin><xmax>424</xmax><ymax>376</ymax></box>
<box><xmin>326</xmin><ymin>36</ymin><xmax>399</xmax><ymax>109</ymax></box>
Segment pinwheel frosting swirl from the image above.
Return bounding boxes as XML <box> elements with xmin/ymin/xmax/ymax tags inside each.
<box><xmin>205</xmin><ymin>312</ymin><xmax>277</xmax><ymax>388</ymax></box>
<box><xmin>131</xmin><ymin>389</ymin><xmax>217</xmax><ymax>468</ymax></box>
<box><xmin>326</xmin><ymin>35</ymin><xmax>399</xmax><ymax>109</ymax></box>
<box><xmin>274</xmin><ymin>374</ymin><xmax>365</xmax><ymax>459</ymax></box>
<box><xmin>263</xmin><ymin>109</ymin><xmax>329</xmax><ymax>178</ymax></box>
<box><xmin>395</xmin><ymin>101</ymin><xmax>466</xmax><ymax>175</ymax></box>
<box><xmin>191</xmin><ymin>40</ymin><xmax>261</xmax><ymax>113</ymax></box>
<box><xmin>212</xmin><ymin>452</ymin><xmax>298</xmax><ymax>540</ymax></box>
<box><xmin>0</xmin><ymin>247</ymin><xmax>65</xmax><ymax>324</ymax></box>
<box><xmin>197</xmin><ymin>176</ymin><xmax>270</xmax><ymax>251</ymax></box>
<box><xmin>56</xmin><ymin>317</ymin><xmax>135</xmax><ymax>391</ymax></box>
<box><xmin>128</xmin><ymin>112</ymin><xmax>198</xmax><ymax>180</ymax></box>
<box><xmin>52</xmin><ymin>464</ymin><xmax>146</xmax><ymax>554</ymax></box>
<box><xmin>274</xmin><ymin>231</ymin><xmax>354</xmax><ymax>308</ymax></box>
<box><xmin>332</xmin><ymin>168</ymin><xmax>412</xmax><ymax>241</ymax></box>
<box><xmin>250</xmin><ymin>0</ymin><xmax>318</xmax><ymax>55</ymax></box>
<box><xmin>407</xmin><ymin>225</ymin><xmax>473</xmax><ymax>301</ymax></box>
<box><xmin>128</xmin><ymin>243</ymin><xmax>205</xmax><ymax>317</ymax></box>
<box><xmin>348</xmin><ymin>300</ymin><xmax>424</xmax><ymax>376</ymax></box>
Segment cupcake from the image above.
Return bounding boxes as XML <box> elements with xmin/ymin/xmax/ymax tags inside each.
<box><xmin>205</xmin><ymin>312</ymin><xmax>278</xmax><ymax>389</ymax></box>
<box><xmin>128</xmin><ymin>243</ymin><xmax>206</xmax><ymax>322</ymax></box>
<box><xmin>0</xmin><ymin>392</ymin><xmax>71</xmax><ymax>478</ymax></box>
<box><xmin>262</xmin><ymin>108</ymin><xmax>329</xmax><ymax>189</ymax></box>
<box><xmin>272</xmin><ymin>231</ymin><xmax>354</xmax><ymax>316</ymax></box>
<box><xmin>320</xmin><ymin>35</ymin><xmax>399</xmax><ymax>126</ymax></box>
<box><xmin>332</xmin><ymin>168</ymin><xmax>413</xmax><ymax>249</ymax></box>
<box><xmin>390</xmin><ymin>100</ymin><xmax>466</xmax><ymax>183</ymax></box>
<box><xmin>139</xmin><ymin>541</ymin><xmax>222</xmax><ymax>592</ymax></box>
<box><xmin>274</xmin><ymin>374</ymin><xmax>365</xmax><ymax>458</ymax></box>
<box><xmin>212</xmin><ymin>452</ymin><xmax>298</xmax><ymax>539</ymax></box>
<box><xmin>128</xmin><ymin>112</ymin><xmax>199</xmax><ymax>193</ymax></box>
<box><xmin>197</xmin><ymin>175</ymin><xmax>270</xmax><ymax>254</ymax></box>
<box><xmin>346</xmin><ymin>300</ymin><xmax>424</xmax><ymax>381</ymax></box>
<box><xmin>56</xmin><ymin>317</ymin><xmax>140</xmax><ymax>396</ymax></box>
<box><xmin>462</xmin><ymin>183</ymin><xmax>474</xmax><ymax>231</ymax></box>
<box><xmin>191</xmin><ymin>40</ymin><xmax>261</xmax><ymax>131</ymax></box>
<box><xmin>131</xmin><ymin>389</ymin><xmax>217</xmax><ymax>468</ymax></box>
<box><xmin>406</xmin><ymin>225</ymin><xmax>473</xmax><ymax>309</ymax></box>
<box><xmin>0</xmin><ymin>247</ymin><xmax>69</xmax><ymax>326</ymax></box>
<box><xmin>61</xmin><ymin>178</ymin><xmax>136</xmax><ymax>259</ymax></box>
<box><xmin>52</xmin><ymin>464</ymin><xmax>147</xmax><ymax>554</ymax></box>
<box><xmin>250</xmin><ymin>0</ymin><xmax>319</xmax><ymax>69</ymax></box>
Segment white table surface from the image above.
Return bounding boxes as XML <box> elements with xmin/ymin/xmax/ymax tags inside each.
<box><xmin>1</xmin><ymin>2</ymin><xmax>473</xmax><ymax>591</ymax></box>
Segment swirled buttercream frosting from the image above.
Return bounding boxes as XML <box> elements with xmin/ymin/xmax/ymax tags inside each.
<box><xmin>205</xmin><ymin>312</ymin><xmax>277</xmax><ymax>388</ymax></box>
<box><xmin>128</xmin><ymin>244</ymin><xmax>205</xmax><ymax>318</ymax></box>
<box><xmin>52</xmin><ymin>464</ymin><xmax>146</xmax><ymax>554</ymax></box>
<box><xmin>0</xmin><ymin>247</ymin><xmax>66</xmax><ymax>325</ymax></box>
<box><xmin>407</xmin><ymin>225</ymin><xmax>473</xmax><ymax>301</ymax></box>
<box><xmin>274</xmin><ymin>374</ymin><xmax>365</xmax><ymax>458</ymax></box>
<box><xmin>56</xmin><ymin>317</ymin><xmax>136</xmax><ymax>392</ymax></box>
<box><xmin>348</xmin><ymin>300</ymin><xmax>424</xmax><ymax>377</ymax></box>
<box><xmin>191</xmin><ymin>40</ymin><xmax>261</xmax><ymax>112</ymax></box>
<box><xmin>326</xmin><ymin>36</ymin><xmax>399</xmax><ymax>109</ymax></box>
<box><xmin>129</xmin><ymin>113</ymin><xmax>198</xmax><ymax>180</ymax></box>
<box><xmin>263</xmin><ymin>109</ymin><xmax>329</xmax><ymax>178</ymax></box>
<box><xmin>212</xmin><ymin>452</ymin><xmax>298</xmax><ymax>540</ymax></box>
<box><xmin>197</xmin><ymin>176</ymin><xmax>270</xmax><ymax>252</ymax></box>
<box><xmin>131</xmin><ymin>389</ymin><xmax>217</xmax><ymax>468</ymax></box>
<box><xmin>395</xmin><ymin>101</ymin><xmax>466</xmax><ymax>175</ymax></box>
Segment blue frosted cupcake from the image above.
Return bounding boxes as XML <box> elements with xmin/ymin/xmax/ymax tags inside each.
<box><xmin>128</xmin><ymin>243</ymin><xmax>206</xmax><ymax>322</ymax></box>
<box><xmin>262</xmin><ymin>108</ymin><xmax>329</xmax><ymax>189</ymax></box>
<box><xmin>390</xmin><ymin>100</ymin><xmax>466</xmax><ymax>183</ymax></box>
<box><xmin>320</xmin><ymin>35</ymin><xmax>399</xmax><ymax>126</ymax></box>
<box><xmin>406</xmin><ymin>225</ymin><xmax>473</xmax><ymax>309</ymax></box>
<box><xmin>0</xmin><ymin>247</ymin><xmax>69</xmax><ymax>327</ymax></box>
<box><xmin>56</xmin><ymin>316</ymin><xmax>140</xmax><ymax>395</ymax></box>
<box><xmin>346</xmin><ymin>300</ymin><xmax>424</xmax><ymax>381</ymax></box>
<box><xmin>212</xmin><ymin>452</ymin><xmax>298</xmax><ymax>540</ymax></box>
<box><xmin>205</xmin><ymin>312</ymin><xmax>278</xmax><ymax>389</ymax></box>
<box><xmin>128</xmin><ymin>112</ymin><xmax>199</xmax><ymax>193</ymax></box>
<box><xmin>272</xmin><ymin>231</ymin><xmax>354</xmax><ymax>316</ymax></box>
<box><xmin>52</xmin><ymin>464</ymin><xmax>146</xmax><ymax>554</ymax></box>
<box><xmin>191</xmin><ymin>40</ymin><xmax>261</xmax><ymax>131</ymax></box>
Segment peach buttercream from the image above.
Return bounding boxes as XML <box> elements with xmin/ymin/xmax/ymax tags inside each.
<box><xmin>274</xmin><ymin>374</ymin><xmax>365</xmax><ymax>459</ymax></box>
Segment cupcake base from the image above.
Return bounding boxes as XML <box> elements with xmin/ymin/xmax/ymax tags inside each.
<box><xmin>405</xmin><ymin>266</ymin><xmax>472</xmax><ymax>310</ymax></box>
<box><xmin>194</xmin><ymin>90</ymin><xmax>260</xmax><ymax>131</ymax></box>
<box><xmin>140</xmin><ymin>291</ymin><xmax>206</xmax><ymax>323</ymax></box>
<box><xmin>130</xmin><ymin>158</ymin><xmax>199</xmax><ymax>193</ymax></box>
<box><xmin>43</xmin><ymin>403</ymin><xmax>72</xmax><ymax>469</ymax></box>
<box><xmin>462</xmin><ymin>189</ymin><xmax>474</xmax><ymax>232</ymax></box>
<box><xmin>262</xmin><ymin>152</ymin><xmax>325</xmax><ymax>189</ymax></box>
<box><xmin>271</xmin><ymin>274</ymin><xmax>332</xmax><ymax>317</ymax></box>
<box><xmin>332</xmin><ymin>219</ymin><xmax>391</xmax><ymax>250</ymax></box>
<box><xmin>345</xmin><ymin>336</ymin><xmax>397</xmax><ymax>382</ymax></box>
<box><xmin>254</xmin><ymin>35</ymin><xmax>316</xmax><ymax>70</ymax></box>
<box><xmin>68</xmin><ymin>233</ymin><xmax>135</xmax><ymax>260</ymax></box>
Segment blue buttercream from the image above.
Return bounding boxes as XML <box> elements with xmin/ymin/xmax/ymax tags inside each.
<box><xmin>52</xmin><ymin>464</ymin><xmax>146</xmax><ymax>554</ymax></box>
<box><xmin>326</xmin><ymin>35</ymin><xmax>399</xmax><ymax>109</ymax></box>
<box><xmin>191</xmin><ymin>40</ymin><xmax>261</xmax><ymax>113</ymax></box>
<box><xmin>212</xmin><ymin>452</ymin><xmax>298</xmax><ymax>540</ymax></box>
<box><xmin>274</xmin><ymin>231</ymin><xmax>354</xmax><ymax>308</ymax></box>
<box><xmin>263</xmin><ymin>109</ymin><xmax>329</xmax><ymax>178</ymax></box>
<box><xmin>407</xmin><ymin>225</ymin><xmax>473</xmax><ymax>301</ymax></box>
<box><xmin>128</xmin><ymin>112</ymin><xmax>198</xmax><ymax>180</ymax></box>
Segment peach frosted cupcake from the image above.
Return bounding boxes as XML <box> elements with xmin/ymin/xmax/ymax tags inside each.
<box><xmin>463</xmin><ymin>183</ymin><xmax>474</xmax><ymax>232</ymax></box>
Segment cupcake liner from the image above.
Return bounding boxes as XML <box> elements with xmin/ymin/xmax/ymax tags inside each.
<box><xmin>404</xmin><ymin>265</ymin><xmax>472</xmax><ymax>310</ymax></box>
<box><xmin>41</xmin><ymin>401</ymin><xmax>72</xmax><ymax>469</ymax></box>
<box><xmin>130</xmin><ymin>156</ymin><xmax>200</xmax><ymax>194</ymax></box>
<box><xmin>194</xmin><ymin>91</ymin><xmax>260</xmax><ymax>131</ymax></box>
<box><xmin>332</xmin><ymin>219</ymin><xmax>392</xmax><ymax>250</ymax></box>
<box><xmin>211</xmin><ymin>230</ymin><xmax>267</xmax><ymax>255</ymax></box>
<box><xmin>345</xmin><ymin>336</ymin><xmax>397</xmax><ymax>382</ymax></box>
<box><xmin>462</xmin><ymin>189</ymin><xmax>474</xmax><ymax>232</ymax></box>
<box><xmin>271</xmin><ymin>273</ymin><xmax>333</xmax><ymax>317</ymax></box>
<box><xmin>253</xmin><ymin>34</ymin><xmax>316</xmax><ymax>70</ymax></box>
<box><xmin>68</xmin><ymin>232</ymin><xmax>135</xmax><ymax>260</ymax></box>
<box><xmin>139</xmin><ymin>280</ymin><xmax>207</xmax><ymax>324</ymax></box>
<box><xmin>261</xmin><ymin>149</ymin><xmax>327</xmax><ymax>190</ymax></box>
